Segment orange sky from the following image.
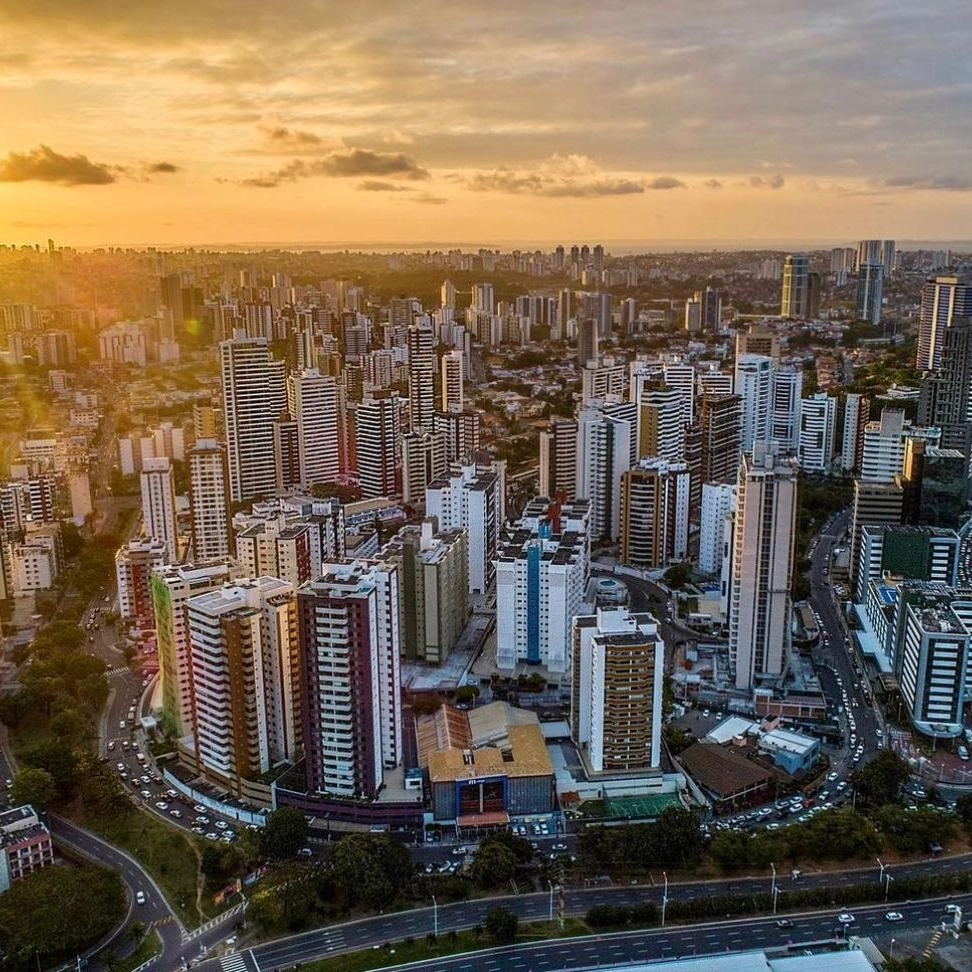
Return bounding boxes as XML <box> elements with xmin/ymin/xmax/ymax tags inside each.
<box><xmin>2</xmin><ymin>1</ymin><xmax>972</xmax><ymax>248</ymax></box>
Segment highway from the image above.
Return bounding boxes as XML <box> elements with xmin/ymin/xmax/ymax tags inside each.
<box><xmin>193</xmin><ymin>891</ymin><xmax>972</xmax><ymax>972</ymax></box>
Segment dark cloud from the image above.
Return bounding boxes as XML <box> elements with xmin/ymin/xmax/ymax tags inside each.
<box><xmin>879</xmin><ymin>174</ymin><xmax>972</xmax><ymax>192</ymax></box>
<box><xmin>357</xmin><ymin>180</ymin><xmax>412</xmax><ymax>192</ymax></box>
<box><xmin>645</xmin><ymin>176</ymin><xmax>685</xmax><ymax>190</ymax></box>
<box><xmin>748</xmin><ymin>173</ymin><xmax>786</xmax><ymax>189</ymax></box>
<box><xmin>242</xmin><ymin>148</ymin><xmax>429</xmax><ymax>187</ymax></box>
<box><xmin>0</xmin><ymin>145</ymin><xmax>115</xmax><ymax>185</ymax></box>
<box><xmin>410</xmin><ymin>192</ymin><xmax>447</xmax><ymax>205</ymax></box>
<box><xmin>466</xmin><ymin>166</ymin><xmax>645</xmax><ymax>198</ymax></box>
<box><xmin>148</xmin><ymin>161</ymin><xmax>179</xmax><ymax>173</ymax></box>
<box><xmin>704</xmin><ymin>178</ymin><xmax>723</xmax><ymax>189</ymax></box>
<box><xmin>265</xmin><ymin>126</ymin><xmax>324</xmax><ymax>147</ymax></box>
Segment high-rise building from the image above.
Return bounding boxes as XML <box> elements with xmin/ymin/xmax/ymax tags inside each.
<box><xmin>571</xmin><ymin>608</ymin><xmax>665</xmax><ymax>773</ymax></box>
<box><xmin>189</xmin><ymin>439</ymin><xmax>231</xmax><ymax>562</ymax></box>
<box><xmin>382</xmin><ymin>519</ymin><xmax>469</xmax><ymax>665</ymax></box>
<box><xmin>636</xmin><ymin>384</ymin><xmax>684</xmax><ymax>463</ymax></box>
<box><xmin>849</xmin><ymin>479</ymin><xmax>904</xmax><ymax>597</ymax></box>
<box><xmin>917</xmin><ymin>319</ymin><xmax>972</xmax><ymax>454</ymax></box>
<box><xmin>663</xmin><ymin>362</ymin><xmax>696</xmax><ymax>427</ymax></box>
<box><xmin>220</xmin><ymin>337</ymin><xmax>286</xmax><ymax>502</ymax></box>
<box><xmin>433</xmin><ymin>407</ymin><xmax>481</xmax><ymax>464</ymax></box>
<box><xmin>407</xmin><ymin>324</ymin><xmax>436</xmax><ymax>432</ymax></box>
<box><xmin>187</xmin><ymin>577</ymin><xmax>299</xmax><ymax>796</ymax></box>
<box><xmin>619</xmin><ymin>459</ymin><xmax>690</xmax><ymax>568</ymax></box>
<box><xmin>577</xmin><ymin>317</ymin><xmax>598</xmax><ymax>367</ymax></box>
<box><xmin>728</xmin><ymin>441</ymin><xmax>797</xmax><ymax>690</ymax></box>
<box><xmin>400</xmin><ymin>430</ymin><xmax>448</xmax><ymax>505</ymax></box>
<box><xmin>582</xmin><ymin>357</ymin><xmax>628</xmax><ymax>404</ymax></box>
<box><xmin>798</xmin><ymin>393</ymin><xmax>837</xmax><ymax>472</ymax></box>
<box><xmin>272</xmin><ymin>411</ymin><xmax>301</xmax><ymax>494</ymax></box>
<box><xmin>841</xmin><ymin>394</ymin><xmax>871</xmax><ymax>473</ymax></box>
<box><xmin>770</xmin><ymin>369</ymin><xmax>803</xmax><ymax>452</ymax></box>
<box><xmin>734</xmin><ymin>354</ymin><xmax>774</xmax><ymax>454</ymax></box>
<box><xmin>152</xmin><ymin>561</ymin><xmax>236</xmax><ymax>737</ymax></box>
<box><xmin>916</xmin><ymin>276</ymin><xmax>972</xmax><ymax>372</ymax></box>
<box><xmin>496</xmin><ymin>498</ymin><xmax>590</xmax><ymax>673</ymax></box>
<box><xmin>699</xmin><ymin>394</ymin><xmax>743</xmax><ymax>485</ymax></box>
<box><xmin>857</xmin><ymin>263</ymin><xmax>884</xmax><ymax>325</ymax></box>
<box><xmin>297</xmin><ymin>560</ymin><xmax>402</xmax><ymax>798</ymax></box>
<box><xmin>780</xmin><ymin>254</ymin><xmax>810</xmax><ymax>318</ymax></box>
<box><xmin>860</xmin><ymin>408</ymin><xmax>909</xmax><ymax>483</ymax></box>
<box><xmin>856</xmin><ymin>525</ymin><xmax>960</xmax><ymax>603</ymax></box>
<box><xmin>425</xmin><ymin>461</ymin><xmax>503</xmax><ymax>594</ymax></box>
<box><xmin>286</xmin><ymin>369</ymin><xmax>340</xmax><ymax>488</ymax></box>
<box><xmin>699</xmin><ymin>482</ymin><xmax>736</xmax><ymax>576</ymax></box>
<box><xmin>735</xmin><ymin>326</ymin><xmax>780</xmax><ymax>365</ymax></box>
<box><xmin>902</xmin><ymin>439</ymin><xmax>969</xmax><ymax>530</ymax></box>
<box><xmin>576</xmin><ymin>398</ymin><xmax>638</xmax><ymax>541</ymax></box>
<box><xmin>140</xmin><ymin>457</ymin><xmax>178</xmax><ymax>563</ymax></box>
<box><xmin>356</xmin><ymin>394</ymin><xmax>402</xmax><ymax>498</ymax></box>
<box><xmin>440</xmin><ymin>350</ymin><xmax>464</xmax><ymax>412</ymax></box>
<box><xmin>235</xmin><ymin>513</ymin><xmax>314</xmax><ymax>589</ymax></box>
<box><xmin>539</xmin><ymin>417</ymin><xmax>578</xmax><ymax>500</ymax></box>
<box><xmin>115</xmin><ymin>538</ymin><xmax>168</xmax><ymax>623</ymax></box>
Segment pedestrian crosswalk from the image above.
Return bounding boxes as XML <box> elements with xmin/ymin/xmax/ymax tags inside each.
<box><xmin>107</xmin><ymin>666</ymin><xmax>132</xmax><ymax>678</ymax></box>
<box><xmin>924</xmin><ymin>927</ymin><xmax>944</xmax><ymax>957</ymax></box>
<box><xmin>220</xmin><ymin>953</ymin><xmax>249</xmax><ymax>972</ymax></box>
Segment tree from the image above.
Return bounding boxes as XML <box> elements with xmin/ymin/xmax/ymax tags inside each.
<box><xmin>260</xmin><ymin>806</ymin><xmax>310</xmax><ymax>860</ymax></box>
<box><xmin>851</xmin><ymin>749</ymin><xmax>911</xmax><ymax>809</ymax></box>
<box><xmin>663</xmin><ymin>563</ymin><xmax>692</xmax><ymax>590</ymax></box>
<box><xmin>331</xmin><ymin>834</ymin><xmax>415</xmax><ymax>910</ymax></box>
<box><xmin>468</xmin><ymin>841</ymin><xmax>517</xmax><ymax>888</ymax></box>
<box><xmin>484</xmin><ymin>905</ymin><xmax>518</xmax><ymax>944</ymax></box>
<box><xmin>9</xmin><ymin>767</ymin><xmax>56</xmax><ymax>810</ymax></box>
<box><xmin>956</xmin><ymin>793</ymin><xmax>972</xmax><ymax>827</ymax></box>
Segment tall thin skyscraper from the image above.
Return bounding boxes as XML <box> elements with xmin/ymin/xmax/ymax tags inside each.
<box><xmin>734</xmin><ymin>354</ymin><xmax>774</xmax><ymax>454</ymax></box>
<box><xmin>699</xmin><ymin>394</ymin><xmax>742</xmax><ymax>485</ymax></box>
<box><xmin>770</xmin><ymin>369</ymin><xmax>803</xmax><ymax>452</ymax></box>
<box><xmin>140</xmin><ymin>457</ymin><xmax>178</xmax><ymax>563</ymax></box>
<box><xmin>356</xmin><ymin>394</ymin><xmax>402</xmax><ymax>498</ymax></box>
<box><xmin>189</xmin><ymin>439</ymin><xmax>231</xmax><ymax>561</ymax></box>
<box><xmin>728</xmin><ymin>441</ymin><xmax>797</xmax><ymax>690</ymax></box>
<box><xmin>917</xmin><ymin>319</ymin><xmax>972</xmax><ymax>455</ymax></box>
<box><xmin>780</xmin><ymin>254</ymin><xmax>810</xmax><ymax>318</ymax></box>
<box><xmin>220</xmin><ymin>336</ymin><xmax>286</xmax><ymax>502</ymax></box>
<box><xmin>440</xmin><ymin>350</ymin><xmax>464</xmax><ymax>412</ymax></box>
<box><xmin>916</xmin><ymin>276</ymin><xmax>972</xmax><ymax>371</ymax></box>
<box><xmin>841</xmin><ymin>393</ymin><xmax>871</xmax><ymax>473</ymax></box>
<box><xmin>857</xmin><ymin>263</ymin><xmax>884</xmax><ymax>325</ymax></box>
<box><xmin>407</xmin><ymin>324</ymin><xmax>436</xmax><ymax>432</ymax></box>
<box><xmin>297</xmin><ymin>561</ymin><xmax>402</xmax><ymax>799</ymax></box>
<box><xmin>287</xmin><ymin>368</ymin><xmax>340</xmax><ymax>488</ymax></box>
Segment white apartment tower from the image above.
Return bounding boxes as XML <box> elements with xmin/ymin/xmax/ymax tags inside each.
<box><xmin>571</xmin><ymin>608</ymin><xmax>665</xmax><ymax>772</ymax></box>
<box><xmin>220</xmin><ymin>336</ymin><xmax>286</xmax><ymax>502</ymax></box>
<box><xmin>189</xmin><ymin>439</ymin><xmax>232</xmax><ymax>562</ymax></box>
<box><xmin>729</xmin><ymin>441</ymin><xmax>797</xmax><ymax>690</ymax></box>
<box><xmin>770</xmin><ymin>369</ymin><xmax>803</xmax><ymax>452</ymax></box>
<box><xmin>798</xmin><ymin>393</ymin><xmax>837</xmax><ymax>472</ymax></box>
<box><xmin>440</xmin><ymin>350</ymin><xmax>464</xmax><ymax>412</ymax></box>
<box><xmin>140</xmin><ymin>457</ymin><xmax>178</xmax><ymax>563</ymax></box>
<box><xmin>734</xmin><ymin>354</ymin><xmax>774</xmax><ymax>455</ymax></box>
<box><xmin>286</xmin><ymin>368</ymin><xmax>340</xmax><ymax>488</ymax></box>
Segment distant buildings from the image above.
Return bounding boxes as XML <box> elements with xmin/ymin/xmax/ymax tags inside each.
<box><xmin>140</xmin><ymin>456</ymin><xmax>178</xmax><ymax>563</ymax></box>
<box><xmin>0</xmin><ymin>805</ymin><xmax>54</xmax><ymax>894</ymax></box>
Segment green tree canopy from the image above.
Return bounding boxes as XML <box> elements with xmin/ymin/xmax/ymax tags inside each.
<box><xmin>330</xmin><ymin>833</ymin><xmax>414</xmax><ymax>910</ymax></box>
<box><xmin>484</xmin><ymin>905</ymin><xmax>519</xmax><ymax>944</ymax></box>
<box><xmin>851</xmin><ymin>749</ymin><xmax>911</xmax><ymax>809</ymax></box>
<box><xmin>259</xmin><ymin>806</ymin><xmax>310</xmax><ymax>860</ymax></box>
<box><xmin>9</xmin><ymin>767</ymin><xmax>56</xmax><ymax>810</ymax></box>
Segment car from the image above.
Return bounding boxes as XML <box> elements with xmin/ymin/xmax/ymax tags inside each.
<box><xmin>836</xmin><ymin>782</ymin><xmax>848</xmax><ymax>791</ymax></box>
<box><xmin>107</xmin><ymin>741</ymin><xmax>115</xmax><ymax>752</ymax></box>
<box><xmin>205</xmin><ymin>832</ymin><xmax>218</xmax><ymax>841</ymax></box>
<box><xmin>166</xmin><ymin>789</ymin><xmax>178</xmax><ymax>799</ymax></box>
<box><xmin>155</xmin><ymin>801</ymin><xmax>168</xmax><ymax>811</ymax></box>
<box><xmin>837</xmin><ymin>913</ymin><xmax>855</xmax><ymax>924</ymax></box>
<box><xmin>552</xmin><ymin>842</ymin><xmax>568</xmax><ymax>851</ymax></box>
<box><xmin>136</xmin><ymin>891</ymin><xmax>146</xmax><ymax>905</ymax></box>
<box><xmin>140</xmin><ymin>789</ymin><xmax>152</xmax><ymax>799</ymax></box>
<box><xmin>196</xmin><ymin>816</ymin><xmax>210</xmax><ymax>825</ymax></box>
<box><xmin>116</xmin><ymin>762</ymin><xmax>125</xmax><ymax>772</ymax></box>
<box><xmin>119</xmin><ymin>720</ymin><xmax>127</xmax><ymax>731</ymax></box>
<box><xmin>193</xmin><ymin>805</ymin><xmax>206</xmax><ymax>814</ymax></box>
<box><xmin>191</xmin><ymin>826</ymin><xmax>205</xmax><ymax>835</ymax></box>
<box><xmin>945</xmin><ymin>904</ymin><xmax>961</xmax><ymax>914</ymax></box>
<box><xmin>215</xmin><ymin>820</ymin><xmax>228</xmax><ymax>830</ymax></box>
<box><xmin>827</xmin><ymin>772</ymin><xmax>838</xmax><ymax>782</ymax></box>
<box><xmin>169</xmin><ymin>809</ymin><xmax>182</xmax><ymax>819</ymax></box>
<box><xmin>776</xmin><ymin>919</ymin><xmax>792</xmax><ymax>928</ymax></box>
<box><xmin>885</xmin><ymin>912</ymin><xmax>904</xmax><ymax>922</ymax></box>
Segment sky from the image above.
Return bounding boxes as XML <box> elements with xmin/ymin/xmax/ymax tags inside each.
<box><xmin>2</xmin><ymin>0</ymin><xmax>972</xmax><ymax>249</ymax></box>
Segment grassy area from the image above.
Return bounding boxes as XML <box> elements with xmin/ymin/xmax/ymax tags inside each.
<box><xmin>302</xmin><ymin>920</ymin><xmax>589</xmax><ymax>972</ymax></box>
<box><xmin>115</xmin><ymin>929</ymin><xmax>162</xmax><ymax>972</ymax></box>
<box><xmin>75</xmin><ymin>800</ymin><xmax>210</xmax><ymax>927</ymax></box>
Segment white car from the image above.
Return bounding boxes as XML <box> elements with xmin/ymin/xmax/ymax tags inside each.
<box><xmin>215</xmin><ymin>820</ymin><xmax>228</xmax><ymax>830</ymax></box>
<box><xmin>136</xmin><ymin>891</ymin><xmax>146</xmax><ymax>905</ymax></box>
<box><xmin>837</xmin><ymin>913</ymin><xmax>855</xmax><ymax>924</ymax></box>
<box><xmin>885</xmin><ymin>912</ymin><xmax>903</xmax><ymax>922</ymax></box>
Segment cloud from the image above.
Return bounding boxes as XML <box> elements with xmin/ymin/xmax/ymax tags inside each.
<box><xmin>705</xmin><ymin>178</ymin><xmax>723</xmax><ymax>189</ymax></box>
<box><xmin>465</xmin><ymin>154</ymin><xmax>651</xmax><ymax>198</ymax></box>
<box><xmin>645</xmin><ymin>176</ymin><xmax>685</xmax><ymax>190</ymax></box>
<box><xmin>357</xmin><ymin>180</ymin><xmax>412</xmax><ymax>192</ymax></box>
<box><xmin>748</xmin><ymin>173</ymin><xmax>786</xmax><ymax>189</ymax></box>
<box><xmin>147</xmin><ymin>161</ymin><xmax>179</xmax><ymax>173</ymax></box>
<box><xmin>878</xmin><ymin>174</ymin><xmax>972</xmax><ymax>192</ymax></box>
<box><xmin>242</xmin><ymin>148</ymin><xmax>430</xmax><ymax>187</ymax></box>
<box><xmin>0</xmin><ymin>145</ymin><xmax>115</xmax><ymax>185</ymax></box>
<box><xmin>262</xmin><ymin>126</ymin><xmax>326</xmax><ymax>151</ymax></box>
<box><xmin>411</xmin><ymin>192</ymin><xmax>447</xmax><ymax>205</ymax></box>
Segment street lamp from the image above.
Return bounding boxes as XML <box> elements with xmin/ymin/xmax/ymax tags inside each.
<box><xmin>884</xmin><ymin>873</ymin><xmax>893</xmax><ymax>902</ymax></box>
<box><xmin>772</xmin><ymin>885</ymin><xmax>781</xmax><ymax>915</ymax></box>
<box><xmin>770</xmin><ymin>862</ymin><xmax>777</xmax><ymax>899</ymax></box>
<box><xmin>876</xmin><ymin>857</ymin><xmax>885</xmax><ymax>884</ymax></box>
<box><xmin>890</xmin><ymin>938</ymin><xmax>895</xmax><ymax>960</ymax></box>
<box><xmin>432</xmin><ymin>895</ymin><xmax>438</xmax><ymax>939</ymax></box>
<box><xmin>662</xmin><ymin>872</ymin><xmax>669</xmax><ymax>928</ymax></box>
<box><xmin>548</xmin><ymin>881</ymin><xmax>555</xmax><ymax>922</ymax></box>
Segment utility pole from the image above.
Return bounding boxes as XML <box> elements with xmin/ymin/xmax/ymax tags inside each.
<box><xmin>770</xmin><ymin>862</ymin><xmax>777</xmax><ymax>899</ymax></box>
<box><xmin>661</xmin><ymin>872</ymin><xmax>669</xmax><ymax>927</ymax></box>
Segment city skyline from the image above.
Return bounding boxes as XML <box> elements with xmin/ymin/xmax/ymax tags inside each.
<box><xmin>3</xmin><ymin>1</ymin><xmax>972</xmax><ymax>247</ymax></box>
